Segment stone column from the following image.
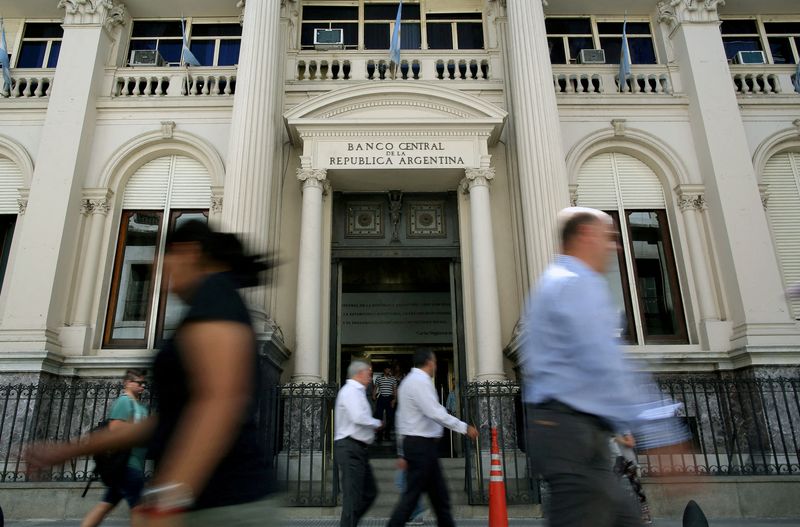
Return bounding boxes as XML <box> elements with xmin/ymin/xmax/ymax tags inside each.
<box><xmin>658</xmin><ymin>0</ymin><xmax>799</xmax><ymax>351</ymax></box>
<box><xmin>505</xmin><ymin>0</ymin><xmax>571</xmax><ymax>284</ymax></box>
<box><xmin>220</xmin><ymin>0</ymin><xmax>283</xmax><ymax>329</ymax></box>
<box><xmin>0</xmin><ymin>1</ymin><xmax>127</xmax><ymax>353</ymax></box>
<box><xmin>464</xmin><ymin>166</ymin><xmax>505</xmax><ymax>381</ymax></box>
<box><xmin>676</xmin><ymin>185</ymin><xmax>729</xmax><ymax>350</ymax></box>
<box><xmin>292</xmin><ymin>167</ymin><xmax>327</xmax><ymax>383</ymax></box>
<box><xmin>73</xmin><ymin>190</ymin><xmax>112</xmax><ymax>326</ymax></box>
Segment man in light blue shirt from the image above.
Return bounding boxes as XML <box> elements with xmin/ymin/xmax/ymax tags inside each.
<box><xmin>521</xmin><ymin>207</ymin><xmax>642</xmax><ymax>527</ymax></box>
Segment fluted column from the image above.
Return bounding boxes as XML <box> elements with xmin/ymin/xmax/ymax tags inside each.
<box><xmin>506</xmin><ymin>0</ymin><xmax>570</xmax><ymax>283</ymax></box>
<box><xmin>292</xmin><ymin>167</ymin><xmax>327</xmax><ymax>383</ymax></box>
<box><xmin>464</xmin><ymin>166</ymin><xmax>505</xmax><ymax>381</ymax></box>
<box><xmin>73</xmin><ymin>190</ymin><xmax>112</xmax><ymax>325</ymax></box>
<box><xmin>658</xmin><ymin>0</ymin><xmax>798</xmax><ymax>350</ymax></box>
<box><xmin>220</xmin><ymin>0</ymin><xmax>283</xmax><ymax>329</ymax></box>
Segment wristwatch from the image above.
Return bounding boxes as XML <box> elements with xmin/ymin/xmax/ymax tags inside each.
<box><xmin>140</xmin><ymin>482</ymin><xmax>195</xmax><ymax>515</ymax></box>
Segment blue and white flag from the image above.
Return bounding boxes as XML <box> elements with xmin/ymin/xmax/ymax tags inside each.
<box><xmin>618</xmin><ymin>18</ymin><xmax>632</xmax><ymax>92</ymax></box>
<box><xmin>389</xmin><ymin>0</ymin><xmax>403</xmax><ymax>65</ymax></box>
<box><xmin>793</xmin><ymin>57</ymin><xmax>800</xmax><ymax>94</ymax></box>
<box><xmin>180</xmin><ymin>18</ymin><xmax>200</xmax><ymax>67</ymax></box>
<box><xmin>0</xmin><ymin>18</ymin><xmax>12</xmax><ymax>94</ymax></box>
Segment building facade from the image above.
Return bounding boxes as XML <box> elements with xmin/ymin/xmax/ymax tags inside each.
<box><xmin>0</xmin><ymin>0</ymin><xmax>798</xmax><ymax>395</ymax></box>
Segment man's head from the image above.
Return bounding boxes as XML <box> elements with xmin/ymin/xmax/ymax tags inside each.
<box><xmin>413</xmin><ymin>348</ymin><xmax>437</xmax><ymax>377</ymax></box>
<box><xmin>348</xmin><ymin>360</ymin><xmax>373</xmax><ymax>387</ymax></box>
<box><xmin>558</xmin><ymin>207</ymin><xmax>617</xmax><ymax>273</ymax></box>
<box><xmin>383</xmin><ymin>366</ymin><xmax>392</xmax><ymax>376</ymax></box>
<box><xmin>123</xmin><ymin>369</ymin><xmax>146</xmax><ymax>398</ymax></box>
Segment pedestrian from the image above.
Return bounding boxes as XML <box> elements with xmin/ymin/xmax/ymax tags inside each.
<box><xmin>26</xmin><ymin>220</ymin><xmax>277</xmax><ymax>526</ymax></box>
<box><xmin>334</xmin><ymin>360</ymin><xmax>384</xmax><ymax>527</ymax></box>
<box><xmin>387</xmin><ymin>348</ymin><xmax>478</xmax><ymax>527</ymax></box>
<box><xmin>81</xmin><ymin>369</ymin><xmax>149</xmax><ymax>527</ymax></box>
<box><xmin>521</xmin><ymin>207</ymin><xmax>660</xmax><ymax>527</ymax></box>
<box><xmin>373</xmin><ymin>366</ymin><xmax>397</xmax><ymax>442</ymax></box>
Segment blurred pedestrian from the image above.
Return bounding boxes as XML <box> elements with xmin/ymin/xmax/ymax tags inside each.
<box><xmin>26</xmin><ymin>220</ymin><xmax>277</xmax><ymax>526</ymax></box>
<box><xmin>334</xmin><ymin>360</ymin><xmax>383</xmax><ymax>527</ymax></box>
<box><xmin>373</xmin><ymin>365</ymin><xmax>397</xmax><ymax>442</ymax></box>
<box><xmin>611</xmin><ymin>433</ymin><xmax>652</xmax><ymax>524</ymax></box>
<box><xmin>387</xmin><ymin>348</ymin><xmax>478</xmax><ymax>527</ymax></box>
<box><xmin>81</xmin><ymin>369</ymin><xmax>149</xmax><ymax>527</ymax></box>
<box><xmin>521</xmin><ymin>207</ymin><xmax>646</xmax><ymax>527</ymax></box>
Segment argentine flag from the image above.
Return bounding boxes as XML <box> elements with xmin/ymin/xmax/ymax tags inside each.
<box><xmin>389</xmin><ymin>0</ymin><xmax>403</xmax><ymax>65</ymax></box>
<box><xmin>181</xmin><ymin>18</ymin><xmax>201</xmax><ymax>67</ymax></box>
<box><xmin>618</xmin><ymin>18</ymin><xmax>632</xmax><ymax>92</ymax></box>
<box><xmin>794</xmin><ymin>56</ymin><xmax>800</xmax><ymax>94</ymax></box>
<box><xmin>0</xmin><ymin>18</ymin><xmax>12</xmax><ymax>94</ymax></box>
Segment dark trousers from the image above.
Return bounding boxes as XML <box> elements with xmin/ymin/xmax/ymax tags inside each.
<box><xmin>374</xmin><ymin>395</ymin><xmax>394</xmax><ymax>440</ymax></box>
<box><xmin>335</xmin><ymin>437</ymin><xmax>377</xmax><ymax>527</ymax></box>
<box><xmin>527</xmin><ymin>402</ymin><xmax>642</xmax><ymax>527</ymax></box>
<box><xmin>387</xmin><ymin>436</ymin><xmax>454</xmax><ymax>527</ymax></box>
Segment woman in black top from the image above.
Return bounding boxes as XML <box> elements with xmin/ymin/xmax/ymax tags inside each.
<box><xmin>26</xmin><ymin>221</ymin><xmax>275</xmax><ymax>524</ymax></box>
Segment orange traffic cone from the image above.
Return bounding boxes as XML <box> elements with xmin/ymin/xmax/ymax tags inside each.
<box><xmin>489</xmin><ymin>427</ymin><xmax>509</xmax><ymax>527</ymax></box>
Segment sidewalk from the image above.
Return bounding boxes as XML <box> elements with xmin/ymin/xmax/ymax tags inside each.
<box><xmin>6</xmin><ymin>519</ymin><xmax>800</xmax><ymax>526</ymax></box>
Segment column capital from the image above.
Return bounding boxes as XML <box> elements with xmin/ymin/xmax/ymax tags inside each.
<box><xmin>81</xmin><ymin>188</ymin><xmax>114</xmax><ymax>215</ymax></box>
<box><xmin>657</xmin><ymin>0</ymin><xmax>726</xmax><ymax>31</ymax></box>
<box><xmin>463</xmin><ymin>167</ymin><xmax>496</xmax><ymax>191</ymax></box>
<box><xmin>58</xmin><ymin>0</ymin><xmax>129</xmax><ymax>29</ymax></box>
<box><xmin>758</xmin><ymin>184</ymin><xmax>769</xmax><ymax>210</ymax></box>
<box><xmin>297</xmin><ymin>167</ymin><xmax>327</xmax><ymax>190</ymax></box>
<box><xmin>18</xmin><ymin>189</ymin><xmax>29</xmax><ymax>215</ymax></box>
<box><xmin>676</xmin><ymin>184</ymin><xmax>707</xmax><ymax>212</ymax></box>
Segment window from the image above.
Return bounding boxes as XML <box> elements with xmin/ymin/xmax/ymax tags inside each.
<box><xmin>576</xmin><ymin>153</ymin><xmax>687</xmax><ymax>344</ymax></box>
<box><xmin>426</xmin><ymin>12</ymin><xmax>483</xmax><ymax>50</ymax></box>
<box><xmin>301</xmin><ymin>6</ymin><xmax>359</xmax><ymax>49</ymax></box>
<box><xmin>189</xmin><ymin>23</ymin><xmax>242</xmax><ymax>66</ymax></box>
<box><xmin>16</xmin><ymin>22</ymin><xmax>63</xmax><ymax>68</ymax></box>
<box><xmin>130</xmin><ymin>20</ymin><xmax>183</xmax><ymax>65</ymax></box>
<box><xmin>762</xmin><ymin>152</ymin><xmax>800</xmax><ymax>319</ymax></box>
<box><xmin>764</xmin><ymin>22</ymin><xmax>800</xmax><ymax>64</ymax></box>
<box><xmin>720</xmin><ymin>19</ymin><xmax>763</xmax><ymax>61</ymax></box>
<box><xmin>299</xmin><ymin>1</ymin><xmax>485</xmax><ymax>51</ymax></box>
<box><xmin>546</xmin><ymin>17</ymin><xmax>657</xmax><ymax>65</ymax></box>
<box><xmin>365</xmin><ymin>2</ymin><xmax>421</xmax><ymax>50</ymax></box>
<box><xmin>104</xmin><ymin>155</ymin><xmax>212</xmax><ymax>349</ymax></box>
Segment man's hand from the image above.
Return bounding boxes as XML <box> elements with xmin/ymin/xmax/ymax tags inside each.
<box><xmin>466</xmin><ymin>425</ymin><xmax>478</xmax><ymax>440</ymax></box>
<box><xmin>396</xmin><ymin>457</ymin><xmax>408</xmax><ymax>470</ymax></box>
<box><xmin>376</xmin><ymin>420</ymin><xmax>385</xmax><ymax>432</ymax></box>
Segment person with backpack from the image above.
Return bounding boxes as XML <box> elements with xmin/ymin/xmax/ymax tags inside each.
<box><xmin>81</xmin><ymin>369</ymin><xmax>149</xmax><ymax>527</ymax></box>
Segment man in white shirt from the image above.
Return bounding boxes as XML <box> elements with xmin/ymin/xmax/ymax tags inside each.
<box><xmin>387</xmin><ymin>349</ymin><xmax>478</xmax><ymax>527</ymax></box>
<box><xmin>334</xmin><ymin>361</ymin><xmax>383</xmax><ymax>527</ymax></box>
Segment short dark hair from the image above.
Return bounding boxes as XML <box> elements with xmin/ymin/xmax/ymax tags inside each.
<box><xmin>561</xmin><ymin>212</ymin><xmax>602</xmax><ymax>248</ymax></box>
<box><xmin>123</xmin><ymin>369</ymin><xmax>146</xmax><ymax>382</ymax></box>
<box><xmin>413</xmin><ymin>348</ymin><xmax>435</xmax><ymax>368</ymax></box>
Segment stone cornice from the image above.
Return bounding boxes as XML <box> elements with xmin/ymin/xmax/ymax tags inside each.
<box><xmin>657</xmin><ymin>0</ymin><xmax>726</xmax><ymax>31</ymax></box>
<box><xmin>58</xmin><ymin>0</ymin><xmax>128</xmax><ymax>30</ymax></box>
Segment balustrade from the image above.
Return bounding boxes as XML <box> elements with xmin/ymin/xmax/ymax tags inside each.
<box><xmin>551</xmin><ymin>65</ymin><xmax>676</xmax><ymax>95</ymax></box>
<box><xmin>729</xmin><ymin>65</ymin><xmax>797</xmax><ymax>96</ymax></box>
<box><xmin>110</xmin><ymin>67</ymin><xmax>237</xmax><ymax>97</ymax></box>
<box><xmin>0</xmin><ymin>71</ymin><xmax>54</xmax><ymax>98</ymax></box>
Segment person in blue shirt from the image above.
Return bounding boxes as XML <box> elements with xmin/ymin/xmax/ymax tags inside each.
<box><xmin>521</xmin><ymin>207</ymin><xmax>642</xmax><ymax>527</ymax></box>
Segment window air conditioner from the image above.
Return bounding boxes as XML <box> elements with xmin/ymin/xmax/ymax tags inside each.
<box><xmin>314</xmin><ymin>28</ymin><xmax>344</xmax><ymax>50</ymax></box>
<box><xmin>577</xmin><ymin>49</ymin><xmax>606</xmax><ymax>65</ymax></box>
<box><xmin>734</xmin><ymin>51</ymin><xmax>766</xmax><ymax>65</ymax></box>
<box><xmin>129</xmin><ymin>49</ymin><xmax>166</xmax><ymax>67</ymax></box>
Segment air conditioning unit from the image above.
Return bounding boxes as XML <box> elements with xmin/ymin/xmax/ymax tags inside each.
<box><xmin>734</xmin><ymin>50</ymin><xmax>766</xmax><ymax>65</ymax></box>
<box><xmin>577</xmin><ymin>49</ymin><xmax>606</xmax><ymax>64</ymax></box>
<box><xmin>314</xmin><ymin>28</ymin><xmax>344</xmax><ymax>50</ymax></box>
<box><xmin>129</xmin><ymin>49</ymin><xmax>166</xmax><ymax>67</ymax></box>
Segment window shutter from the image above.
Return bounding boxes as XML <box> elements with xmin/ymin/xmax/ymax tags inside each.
<box><xmin>169</xmin><ymin>156</ymin><xmax>212</xmax><ymax>208</ymax></box>
<box><xmin>577</xmin><ymin>153</ymin><xmax>665</xmax><ymax>209</ymax></box>
<box><xmin>576</xmin><ymin>153</ymin><xmax>619</xmax><ymax>208</ymax></box>
<box><xmin>763</xmin><ymin>152</ymin><xmax>800</xmax><ymax>318</ymax></box>
<box><xmin>0</xmin><ymin>158</ymin><xmax>24</xmax><ymax>214</ymax></box>
<box><xmin>122</xmin><ymin>155</ymin><xmax>212</xmax><ymax>210</ymax></box>
<box><xmin>122</xmin><ymin>157</ymin><xmax>171</xmax><ymax>209</ymax></box>
<box><xmin>615</xmin><ymin>154</ymin><xmax>666</xmax><ymax>208</ymax></box>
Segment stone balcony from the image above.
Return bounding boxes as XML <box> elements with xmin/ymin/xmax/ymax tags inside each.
<box><xmin>0</xmin><ymin>69</ymin><xmax>55</xmax><ymax>99</ymax></box>
<box><xmin>729</xmin><ymin>64</ymin><xmax>799</xmax><ymax>97</ymax></box>
<box><xmin>551</xmin><ymin>64</ymin><xmax>680</xmax><ymax>96</ymax></box>
<box><xmin>105</xmin><ymin>66</ymin><xmax>238</xmax><ymax>98</ymax></box>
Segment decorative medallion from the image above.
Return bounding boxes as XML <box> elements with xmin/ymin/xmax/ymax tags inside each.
<box><xmin>407</xmin><ymin>201</ymin><xmax>446</xmax><ymax>238</ymax></box>
<box><xmin>346</xmin><ymin>202</ymin><xmax>384</xmax><ymax>238</ymax></box>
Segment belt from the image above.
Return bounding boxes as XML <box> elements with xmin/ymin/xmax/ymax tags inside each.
<box><xmin>403</xmin><ymin>436</ymin><xmax>440</xmax><ymax>442</ymax></box>
<box><xmin>341</xmin><ymin>436</ymin><xmax>369</xmax><ymax>448</ymax></box>
<box><xmin>531</xmin><ymin>400</ymin><xmax>613</xmax><ymax>432</ymax></box>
